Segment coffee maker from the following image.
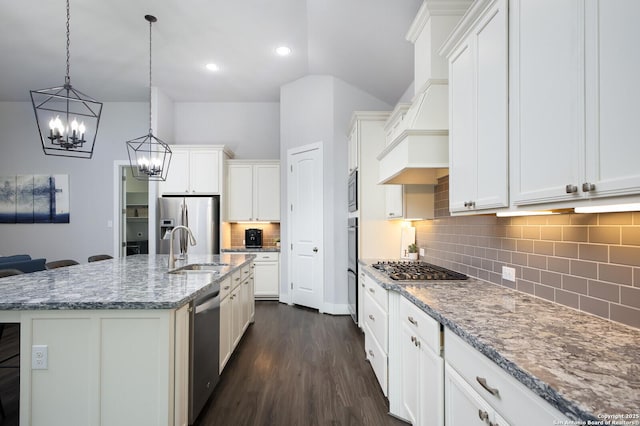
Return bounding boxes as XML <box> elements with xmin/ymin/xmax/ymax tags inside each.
<box><xmin>245</xmin><ymin>228</ymin><xmax>263</xmax><ymax>248</ymax></box>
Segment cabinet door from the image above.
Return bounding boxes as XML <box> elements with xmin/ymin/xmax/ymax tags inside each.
<box><xmin>585</xmin><ymin>0</ymin><xmax>640</xmax><ymax>198</ymax></box>
<box><xmin>475</xmin><ymin>0</ymin><xmax>509</xmax><ymax>210</ymax></box>
<box><xmin>231</xmin><ymin>287</ymin><xmax>243</xmax><ymax>349</ymax></box>
<box><xmin>227</xmin><ymin>164</ymin><xmax>253</xmax><ymax>221</ymax></box>
<box><xmin>385</xmin><ymin>185</ymin><xmax>404</xmax><ymax>219</ymax></box>
<box><xmin>400</xmin><ymin>322</ymin><xmax>419</xmax><ymax>424</ymax></box>
<box><xmin>190</xmin><ymin>150</ymin><xmax>221</xmax><ymax>194</ymax></box>
<box><xmin>449</xmin><ymin>39</ymin><xmax>477</xmax><ymax>212</ymax></box>
<box><xmin>219</xmin><ymin>295</ymin><xmax>232</xmax><ymax>372</ymax></box>
<box><xmin>254</xmin><ymin>164</ymin><xmax>280</xmax><ymax>221</ymax></box>
<box><xmin>254</xmin><ymin>260</ymin><xmax>279</xmax><ymax>298</ymax></box>
<box><xmin>160</xmin><ymin>149</ymin><xmax>190</xmax><ymax>194</ymax></box>
<box><xmin>510</xmin><ymin>0</ymin><xmax>583</xmax><ymax>205</ymax></box>
<box><xmin>249</xmin><ymin>273</ymin><xmax>255</xmax><ymax>322</ymax></box>
<box><xmin>445</xmin><ymin>363</ymin><xmax>495</xmax><ymax>426</ymax></box>
<box><xmin>241</xmin><ymin>276</ymin><xmax>251</xmax><ymax>331</ymax></box>
<box><xmin>419</xmin><ymin>343</ymin><xmax>444</xmax><ymax>426</ymax></box>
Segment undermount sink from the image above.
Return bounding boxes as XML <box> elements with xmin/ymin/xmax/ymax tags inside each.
<box><xmin>168</xmin><ymin>263</ymin><xmax>228</xmax><ymax>274</ymax></box>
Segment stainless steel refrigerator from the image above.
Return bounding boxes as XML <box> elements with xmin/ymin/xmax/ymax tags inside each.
<box><xmin>158</xmin><ymin>195</ymin><xmax>220</xmax><ymax>255</ymax></box>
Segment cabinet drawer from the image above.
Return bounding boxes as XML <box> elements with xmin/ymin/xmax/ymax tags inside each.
<box><xmin>400</xmin><ymin>296</ymin><xmax>440</xmax><ymax>355</ymax></box>
<box><xmin>253</xmin><ymin>252</ymin><xmax>279</xmax><ymax>262</ymax></box>
<box><xmin>240</xmin><ymin>264</ymin><xmax>252</xmax><ymax>281</ymax></box>
<box><xmin>364</xmin><ymin>322</ymin><xmax>388</xmax><ymax>396</ymax></box>
<box><xmin>445</xmin><ymin>329</ymin><xmax>568</xmax><ymax>425</ymax></box>
<box><xmin>364</xmin><ymin>291</ymin><xmax>388</xmax><ymax>350</ymax></box>
<box><xmin>231</xmin><ymin>269</ymin><xmax>243</xmax><ymax>289</ymax></box>
<box><xmin>219</xmin><ymin>276</ymin><xmax>232</xmax><ymax>300</ymax></box>
<box><xmin>363</xmin><ymin>274</ymin><xmax>388</xmax><ymax>312</ymax></box>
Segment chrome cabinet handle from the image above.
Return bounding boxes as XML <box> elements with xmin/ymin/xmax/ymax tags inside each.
<box><xmin>582</xmin><ymin>182</ymin><xmax>595</xmax><ymax>192</ymax></box>
<box><xmin>407</xmin><ymin>316</ymin><xmax>417</xmax><ymax>326</ymax></box>
<box><xmin>478</xmin><ymin>409</ymin><xmax>489</xmax><ymax>421</ymax></box>
<box><xmin>463</xmin><ymin>201</ymin><xmax>475</xmax><ymax>208</ymax></box>
<box><xmin>565</xmin><ymin>184</ymin><xmax>578</xmax><ymax>193</ymax></box>
<box><xmin>368</xmin><ymin>314</ymin><xmax>375</xmax><ymax>321</ymax></box>
<box><xmin>313</xmin><ymin>247</ymin><xmax>318</xmax><ymax>253</ymax></box>
<box><xmin>476</xmin><ymin>376</ymin><xmax>500</xmax><ymax>397</ymax></box>
<box><xmin>369</xmin><ymin>288</ymin><xmax>375</xmax><ymax>294</ymax></box>
<box><xmin>224</xmin><ymin>286</ymin><xmax>230</xmax><ymax>290</ymax></box>
<box><xmin>368</xmin><ymin>349</ymin><xmax>374</xmax><ymax>357</ymax></box>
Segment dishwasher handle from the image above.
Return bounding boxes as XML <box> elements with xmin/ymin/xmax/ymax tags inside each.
<box><xmin>195</xmin><ymin>291</ymin><xmax>220</xmax><ymax>314</ymax></box>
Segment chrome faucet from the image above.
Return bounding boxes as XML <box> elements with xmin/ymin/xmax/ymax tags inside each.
<box><xmin>168</xmin><ymin>225</ymin><xmax>197</xmax><ymax>269</ymax></box>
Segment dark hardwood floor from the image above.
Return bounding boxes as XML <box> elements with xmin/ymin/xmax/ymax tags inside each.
<box><xmin>196</xmin><ymin>301</ymin><xmax>406</xmax><ymax>426</ymax></box>
<box><xmin>0</xmin><ymin>323</ymin><xmax>19</xmax><ymax>426</ymax></box>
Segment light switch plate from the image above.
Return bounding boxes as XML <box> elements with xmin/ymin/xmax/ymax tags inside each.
<box><xmin>32</xmin><ymin>345</ymin><xmax>48</xmax><ymax>370</ymax></box>
<box><xmin>419</xmin><ymin>248</ymin><xmax>425</xmax><ymax>257</ymax></box>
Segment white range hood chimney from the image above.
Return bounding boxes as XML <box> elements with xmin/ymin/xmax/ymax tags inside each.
<box><xmin>378</xmin><ymin>0</ymin><xmax>471</xmax><ymax>185</ymax></box>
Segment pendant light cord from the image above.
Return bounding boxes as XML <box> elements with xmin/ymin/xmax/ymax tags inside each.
<box><xmin>148</xmin><ymin>17</ymin><xmax>153</xmax><ymax>134</ymax></box>
<box><xmin>65</xmin><ymin>0</ymin><xmax>71</xmax><ymax>86</ymax></box>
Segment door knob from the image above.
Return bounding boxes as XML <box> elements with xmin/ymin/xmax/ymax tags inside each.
<box><xmin>313</xmin><ymin>247</ymin><xmax>318</xmax><ymax>253</ymax></box>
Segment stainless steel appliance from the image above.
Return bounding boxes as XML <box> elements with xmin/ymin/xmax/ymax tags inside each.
<box><xmin>245</xmin><ymin>228</ymin><xmax>263</xmax><ymax>248</ymax></box>
<box><xmin>372</xmin><ymin>261</ymin><xmax>467</xmax><ymax>281</ymax></box>
<box><xmin>189</xmin><ymin>282</ymin><xmax>220</xmax><ymax>424</ymax></box>
<box><xmin>158</xmin><ymin>196</ymin><xmax>220</xmax><ymax>255</ymax></box>
<box><xmin>348</xmin><ymin>170</ymin><xmax>358</xmax><ymax>212</ymax></box>
<box><xmin>348</xmin><ymin>217</ymin><xmax>358</xmax><ymax>324</ymax></box>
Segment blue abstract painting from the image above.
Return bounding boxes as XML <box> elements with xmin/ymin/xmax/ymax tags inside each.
<box><xmin>0</xmin><ymin>175</ymin><xmax>69</xmax><ymax>223</ymax></box>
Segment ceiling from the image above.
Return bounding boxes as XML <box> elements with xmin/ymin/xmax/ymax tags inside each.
<box><xmin>0</xmin><ymin>0</ymin><xmax>422</xmax><ymax>104</ymax></box>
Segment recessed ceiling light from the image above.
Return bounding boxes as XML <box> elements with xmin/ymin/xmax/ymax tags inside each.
<box><xmin>205</xmin><ymin>63</ymin><xmax>219</xmax><ymax>72</ymax></box>
<box><xmin>275</xmin><ymin>46</ymin><xmax>291</xmax><ymax>56</ymax></box>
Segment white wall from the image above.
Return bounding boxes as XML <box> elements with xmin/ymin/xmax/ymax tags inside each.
<box><xmin>279</xmin><ymin>75</ymin><xmax>390</xmax><ymax>313</ymax></box>
<box><xmin>0</xmin><ymin>101</ymin><xmax>147</xmax><ymax>262</ymax></box>
<box><xmin>173</xmin><ymin>102</ymin><xmax>280</xmax><ymax>159</ymax></box>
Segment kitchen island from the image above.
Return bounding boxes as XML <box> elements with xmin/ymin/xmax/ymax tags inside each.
<box><xmin>0</xmin><ymin>253</ymin><xmax>254</xmax><ymax>426</ymax></box>
<box><xmin>360</xmin><ymin>260</ymin><xmax>640</xmax><ymax>423</ymax></box>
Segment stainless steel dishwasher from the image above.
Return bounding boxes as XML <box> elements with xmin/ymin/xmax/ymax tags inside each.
<box><xmin>189</xmin><ymin>282</ymin><xmax>220</xmax><ymax>424</ymax></box>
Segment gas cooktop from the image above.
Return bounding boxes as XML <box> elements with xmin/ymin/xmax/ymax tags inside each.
<box><xmin>371</xmin><ymin>261</ymin><xmax>468</xmax><ymax>281</ymax></box>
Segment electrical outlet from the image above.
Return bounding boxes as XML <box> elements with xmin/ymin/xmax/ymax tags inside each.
<box><xmin>502</xmin><ymin>266</ymin><xmax>516</xmax><ymax>282</ymax></box>
<box><xmin>32</xmin><ymin>345</ymin><xmax>48</xmax><ymax>370</ymax></box>
<box><xmin>419</xmin><ymin>248</ymin><xmax>425</xmax><ymax>257</ymax></box>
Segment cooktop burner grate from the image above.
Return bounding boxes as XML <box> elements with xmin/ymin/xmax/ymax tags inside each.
<box><xmin>371</xmin><ymin>261</ymin><xmax>468</xmax><ymax>281</ymax></box>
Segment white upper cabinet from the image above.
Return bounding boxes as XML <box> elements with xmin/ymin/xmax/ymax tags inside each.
<box><xmin>159</xmin><ymin>145</ymin><xmax>230</xmax><ymax>195</ymax></box>
<box><xmin>227</xmin><ymin>161</ymin><xmax>280</xmax><ymax>222</ymax></box>
<box><xmin>442</xmin><ymin>0</ymin><xmax>509</xmax><ymax>214</ymax></box>
<box><xmin>510</xmin><ymin>0</ymin><xmax>640</xmax><ymax>206</ymax></box>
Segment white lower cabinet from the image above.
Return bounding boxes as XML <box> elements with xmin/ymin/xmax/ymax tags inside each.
<box><xmin>220</xmin><ymin>263</ymin><xmax>255</xmax><ymax>373</ymax></box>
<box><xmin>362</xmin><ymin>272</ymin><xmax>389</xmax><ymax>396</ymax></box>
<box><xmin>253</xmin><ymin>252</ymin><xmax>280</xmax><ymax>299</ymax></box>
<box><xmin>398</xmin><ymin>296</ymin><xmax>444</xmax><ymax>426</ymax></box>
<box><xmin>444</xmin><ymin>328</ymin><xmax>569</xmax><ymax>426</ymax></box>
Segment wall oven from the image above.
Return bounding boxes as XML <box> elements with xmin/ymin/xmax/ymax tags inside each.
<box><xmin>348</xmin><ymin>170</ymin><xmax>358</xmax><ymax>212</ymax></box>
<box><xmin>347</xmin><ymin>217</ymin><xmax>358</xmax><ymax>324</ymax></box>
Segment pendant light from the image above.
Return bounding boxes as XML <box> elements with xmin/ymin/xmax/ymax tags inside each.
<box><xmin>126</xmin><ymin>15</ymin><xmax>172</xmax><ymax>181</ymax></box>
<box><xmin>30</xmin><ymin>0</ymin><xmax>102</xmax><ymax>159</ymax></box>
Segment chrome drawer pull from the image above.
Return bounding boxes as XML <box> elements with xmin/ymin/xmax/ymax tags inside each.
<box><xmin>223</xmin><ymin>286</ymin><xmax>230</xmax><ymax>290</ymax></box>
<box><xmin>369</xmin><ymin>288</ymin><xmax>375</xmax><ymax>294</ymax></box>
<box><xmin>407</xmin><ymin>316</ymin><xmax>417</xmax><ymax>326</ymax></box>
<box><xmin>476</xmin><ymin>376</ymin><xmax>500</xmax><ymax>397</ymax></box>
<box><xmin>368</xmin><ymin>314</ymin><xmax>375</xmax><ymax>321</ymax></box>
<box><xmin>478</xmin><ymin>409</ymin><xmax>489</xmax><ymax>421</ymax></box>
<box><xmin>368</xmin><ymin>349</ymin><xmax>374</xmax><ymax>357</ymax></box>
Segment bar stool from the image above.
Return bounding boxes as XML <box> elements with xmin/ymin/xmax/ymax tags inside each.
<box><xmin>88</xmin><ymin>254</ymin><xmax>113</xmax><ymax>262</ymax></box>
<box><xmin>45</xmin><ymin>259</ymin><xmax>79</xmax><ymax>269</ymax></box>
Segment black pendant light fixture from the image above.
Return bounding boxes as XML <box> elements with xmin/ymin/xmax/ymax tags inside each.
<box><xmin>30</xmin><ymin>0</ymin><xmax>102</xmax><ymax>159</ymax></box>
<box><xmin>126</xmin><ymin>15</ymin><xmax>172</xmax><ymax>181</ymax></box>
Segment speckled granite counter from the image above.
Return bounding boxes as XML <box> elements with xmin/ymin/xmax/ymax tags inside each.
<box><xmin>221</xmin><ymin>246</ymin><xmax>280</xmax><ymax>253</ymax></box>
<box><xmin>360</xmin><ymin>259</ymin><xmax>640</xmax><ymax>422</ymax></box>
<box><xmin>0</xmin><ymin>253</ymin><xmax>254</xmax><ymax>311</ymax></box>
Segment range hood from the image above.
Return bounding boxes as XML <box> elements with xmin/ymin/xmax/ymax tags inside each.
<box><xmin>377</xmin><ymin>0</ymin><xmax>470</xmax><ymax>185</ymax></box>
<box><xmin>377</xmin><ymin>81</ymin><xmax>449</xmax><ymax>184</ymax></box>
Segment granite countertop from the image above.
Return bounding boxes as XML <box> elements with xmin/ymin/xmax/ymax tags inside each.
<box><xmin>0</xmin><ymin>253</ymin><xmax>255</xmax><ymax>311</ymax></box>
<box><xmin>359</xmin><ymin>259</ymin><xmax>640</xmax><ymax>422</ymax></box>
<box><xmin>222</xmin><ymin>246</ymin><xmax>280</xmax><ymax>253</ymax></box>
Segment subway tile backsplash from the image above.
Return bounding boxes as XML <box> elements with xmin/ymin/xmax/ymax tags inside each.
<box><xmin>228</xmin><ymin>223</ymin><xmax>280</xmax><ymax>248</ymax></box>
<box><xmin>415</xmin><ymin>176</ymin><xmax>640</xmax><ymax>329</ymax></box>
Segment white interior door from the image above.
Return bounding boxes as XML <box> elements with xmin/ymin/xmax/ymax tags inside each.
<box><xmin>288</xmin><ymin>143</ymin><xmax>323</xmax><ymax>311</ymax></box>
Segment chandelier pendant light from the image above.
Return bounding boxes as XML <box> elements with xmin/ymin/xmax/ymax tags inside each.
<box><xmin>126</xmin><ymin>15</ymin><xmax>172</xmax><ymax>181</ymax></box>
<box><xmin>30</xmin><ymin>0</ymin><xmax>102</xmax><ymax>159</ymax></box>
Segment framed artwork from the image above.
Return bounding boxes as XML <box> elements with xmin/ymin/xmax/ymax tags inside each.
<box><xmin>0</xmin><ymin>175</ymin><xmax>69</xmax><ymax>223</ymax></box>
